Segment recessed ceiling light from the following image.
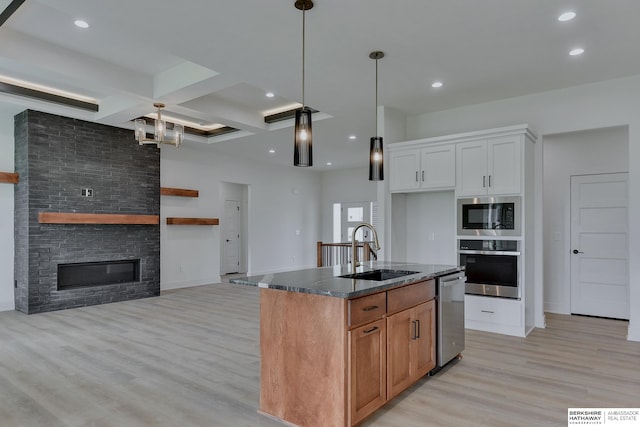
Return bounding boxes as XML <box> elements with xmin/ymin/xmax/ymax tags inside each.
<box><xmin>569</xmin><ymin>47</ymin><xmax>585</xmax><ymax>56</ymax></box>
<box><xmin>326</xmin><ymin>162</ymin><xmax>332</xmax><ymax>166</ymax></box>
<box><xmin>266</xmin><ymin>92</ymin><xmax>275</xmax><ymax>98</ymax></box>
<box><xmin>74</xmin><ymin>19</ymin><xmax>89</xmax><ymax>28</ymax></box>
<box><xmin>558</xmin><ymin>11</ymin><xmax>576</xmax><ymax>22</ymax></box>
<box><xmin>431</xmin><ymin>81</ymin><xmax>443</xmax><ymax>88</ymax></box>
<box><xmin>349</xmin><ymin>135</ymin><xmax>356</xmax><ymax>140</ymax></box>
<box><xmin>268</xmin><ymin>149</ymin><xmax>275</xmax><ymax>153</ymax></box>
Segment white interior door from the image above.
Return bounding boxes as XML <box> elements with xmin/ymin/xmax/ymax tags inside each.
<box><xmin>340</xmin><ymin>202</ymin><xmax>371</xmax><ymax>242</ymax></box>
<box><xmin>222</xmin><ymin>200</ymin><xmax>241</xmax><ymax>275</ymax></box>
<box><xmin>570</xmin><ymin>173</ymin><xmax>629</xmax><ymax>319</ymax></box>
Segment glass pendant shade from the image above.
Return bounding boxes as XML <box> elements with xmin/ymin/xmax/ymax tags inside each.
<box><xmin>173</xmin><ymin>124</ymin><xmax>184</xmax><ymax>146</ymax></box>
<box><xmin>134</xmin><ymin>118</ymin><xmax>147</xmax><ymax>142</ymax></box>
<box><xmin>155</xmin><ymin>119</ymin><xmax>165</xmax><ymax>142</ymax></box>
<box><xmin>294</xmin><ymin>107</ymin><xmax>313</xmax><ymax>167</ymax></box>
<box><xmin>369</xmin><ymin>136</ymin><xmax>384</xmax><ymax>181</ymax></box>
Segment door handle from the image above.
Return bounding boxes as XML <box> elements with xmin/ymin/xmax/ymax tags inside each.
<box><xmin>572</xmin><ymin>249</ymin><xmax>584</xmax><ymax>254</ymax></box>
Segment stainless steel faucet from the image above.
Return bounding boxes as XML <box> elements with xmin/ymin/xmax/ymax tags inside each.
<box><xmin>351</xmin><ymin>222</ymin><xmax>381</xmax><ymax>273</ymax></box>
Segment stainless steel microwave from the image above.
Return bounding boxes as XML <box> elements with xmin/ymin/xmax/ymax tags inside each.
<box><xmin>457</xmin><ymin>196</ymin><xmax>521</xmax><ymax>237</ymax></box>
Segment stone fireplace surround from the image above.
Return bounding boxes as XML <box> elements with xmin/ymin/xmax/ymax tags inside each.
<box><xmin>14</xmin><ymin>110</ymin><xmax>160</xmax><ymax>314</ymax></box>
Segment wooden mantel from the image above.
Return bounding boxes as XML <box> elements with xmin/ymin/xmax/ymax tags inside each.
<box><xmin>0</xmin><ymin>172</ymin><xmax>19</xmax><ymax>184</ymax></box>
<box><xmin>166</xmin><ymin>217</ymin><xmax>219</xmax><ymax>225</ymax></box>
<box><xmin>160</xmin><ymin>187</ymin><xmax>199</xmax><ymax>197</ymax></box>
<box><xmin>38</xmin><ymin>212</ymin><xmax>160</xmax><ymax>225</ymax></box>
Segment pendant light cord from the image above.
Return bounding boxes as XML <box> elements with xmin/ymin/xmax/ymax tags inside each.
<box><xmin>375</xmin><ymin>57</ymin><xmax>378</xmax><ymax>136</ymax></box>
<box><xmin>302</xmin><ymin>6</ymin><xmax>306</xmax><ymax>109</ymax></box>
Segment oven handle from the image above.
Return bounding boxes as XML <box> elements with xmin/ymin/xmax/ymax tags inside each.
<box><xmin>459</xmin><ymin>250</ymin><xmax>521</xmax><ymax>256</ymax></box>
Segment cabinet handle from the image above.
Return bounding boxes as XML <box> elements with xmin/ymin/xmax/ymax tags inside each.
<box><xmin>363</xmin><ymin>326</ymin><xmax>379</xmax><ymax>334</ymax></box>
<box><xmin>422</xmin><ymin>171</ymin><xmax>425</xmax><ymax>181</ymax></box>
<box><xmin>415</xmin><ymin>319</ymin><xmax>420</xmax><ymax>339</ymax></box>
<box><xmin>488</xmin><ymin>175</ymin><xmax>492</xmax><ymax>187</ymax></box>
<box><xmin>480</xmin><ymin>310</ymin><xmax>494</xmax><ymax>314</ymax></box>
<box><xmin>415</xmin><ymin>171</ymin><xmax>418</xmax><ymax>182</ymax></box>
<box><xmin>411</xmin><ymin>320</ymin><xmax>418</xmax><ymax>340</ymax></box>
<box><xmin>362</xmin><ymin>305</ymin><xmax>379</xmax><ymax>312</ymax></box>
<box><xmin>483</xmin><ymin>175</ymin><xmax>486</xmax><ymax>188</ymax></box>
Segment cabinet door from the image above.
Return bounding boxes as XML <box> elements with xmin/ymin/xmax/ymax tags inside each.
<box><xmin>487</xmin><ymin>136</ymin><xmax>521</xmax><ymax>195</ymax></box>
<box><xmin>350</xmin><ymin>319</ymin><xmax>387</xmax><ymax>425</ymax></box>
<box><xmin>386</xmin><ymin>309</ymin><xmax>413</xmax><ymax>399</ymax></box>
<box><xmin>420</xmin><ymin>145</ymin><xmax>455</xmax><ymax>189</ymax></box>
<box><xmin>390</xmin><ymin>150</ymin><xmax>420</xmax><ymax>192</ymax></box>
<box><xmin>413</xmin><ymin>300</ymin><xmax>436</xmax><ymax>378</ymax></box>
<box><xmin>456</xmin><ymin>141</ymin><xmax>488</xmax><ymax>196</ymax></box>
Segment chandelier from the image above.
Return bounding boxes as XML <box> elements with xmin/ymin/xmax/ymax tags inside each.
<box><xmin>134</xmin><ymin>103</ymin><xmax>184</xmax><ymax>148</ymax></box>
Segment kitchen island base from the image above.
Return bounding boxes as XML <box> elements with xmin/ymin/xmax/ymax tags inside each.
<box><xmin>260</xmin><ymin>288</ymin><xmax>349</xmax><ymax>427</ymax></box>
<box><xmin>259</xmin><ymin>280</ymin><xmax>437</xmax><ymax>426</ymax></box>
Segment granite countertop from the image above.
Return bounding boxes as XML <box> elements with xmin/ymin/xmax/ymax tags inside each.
<box><xmin>229</xmin><ymin>261</ymin><xmax>462</xmax><ymax>298</ymax></box>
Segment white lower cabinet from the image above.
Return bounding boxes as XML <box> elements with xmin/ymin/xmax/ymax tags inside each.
<box><xmin>464</xmin><ymin>294</ymin><xmax>525</xmax><ymax>337</ymax></box>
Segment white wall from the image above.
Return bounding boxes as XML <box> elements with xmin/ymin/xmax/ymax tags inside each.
<box><xmin>0</xmin><ymin>107</ymin><xmax>18</xmax><ymax>311</ymax></box>
<box><xmin>403</xmin><ymin>74</ymin><xmax>640</xmax><ymax>340</ymax></box>
<box><xmin>380</xmin><ymin>106</ymin><xmax>407</xmax><ymax>261</ymax></box>
<box><xmin>404</xmin><ymin>191</ymin><xmax>457</xmax><ymax>265</ymax></box>
<box><xmin>320</xmin><ymin>167</ymin><xmax>377</xmax><ymax>243</ymax></box>
<box><xmin>543</xmin><ymin>126</ymin><xmax>629</xmax><ymax>314</ymax></box>
<box><xmin>161</xmin><ymin>144</ymin><xmax>322</xmax><ymax>288</ymax></box>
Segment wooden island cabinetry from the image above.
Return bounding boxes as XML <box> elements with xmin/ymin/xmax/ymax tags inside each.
<box><xmin>260</xmin><ymin>278</ymin><xmax>436</xmax><ymax>427</ymax></box>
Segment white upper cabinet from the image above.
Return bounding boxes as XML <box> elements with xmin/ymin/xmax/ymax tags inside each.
<box><xmin>390</xmin><ymin>150</ymin><xmax>420</xmax><ymax>191</ymax></box>
<box><xmin>456</xmin><ymin>136</ymin><xmax>522</xmax><ymax>196</ymax></box>
<box><xmin>389</xmin><ymin>124</ymin><xmax>534</xmax><ymax>197</ymax></box>
<box><xmin>421</xmin><ymin>145</ymin><xmax>456</xmax><ymax>189</ymax></box>
<box><xmin>455</xmin><ymin>141</ymin><xmax>487</xmax><ymax>196</ymax></box>
<box><xmin>390</xmin><ymin>145</ymin><xmax>455</xmax><ymax>193</ymax></box>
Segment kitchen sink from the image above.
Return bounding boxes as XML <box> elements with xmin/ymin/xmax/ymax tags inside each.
<box><xmin>338</xmin><ymin>269</ymin><xmax>420</xmax><ymax>281</ymax></box>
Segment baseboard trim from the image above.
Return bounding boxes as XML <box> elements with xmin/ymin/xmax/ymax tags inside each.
<box><xmin>627</xmin><ymin>323</ymin><xmax>640</xmax><ymax>342</ymax></box>
<box><xmin>161</xmin><ymin>277</ymin><xmax>220</xmax><ymax>291</ymax></box>
<box><xmin>544</xmin><ymin>302</ymin><xmax>570</xmax><ymax>315</ymax></box>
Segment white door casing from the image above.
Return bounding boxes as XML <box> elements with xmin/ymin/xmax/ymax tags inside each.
<box><xmin>222</xmin><ymin>200</ymin><xmax>241</xmax><ymax>275</ymax></box>
<box><xmin>570</xmin><ymin>173</ymin><xmax>629</xmax><ymax>319</ymax></box>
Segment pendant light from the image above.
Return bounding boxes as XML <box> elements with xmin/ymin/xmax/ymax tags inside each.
<box><xmin>293</xmin><ymin>0</ymin><xmax>313</xmax><ymax>167</ymax></box>
<box><xmin>369</xmin><ymin>51</ymin><xmax>384</xmax><ymax>181</ymax></box>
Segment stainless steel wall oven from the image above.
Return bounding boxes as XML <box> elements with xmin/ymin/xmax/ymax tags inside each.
<box><xmin>458</xmin><ymin>239</ymin><xmax>520</xmax><ymax>299</ymax></box>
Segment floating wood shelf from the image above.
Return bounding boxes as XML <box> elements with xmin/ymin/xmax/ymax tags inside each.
<box><xmin>166</xmin><ymin>217</ymin><xmax>219</xmax><ymax>225</ymax></box>
<box><xmin>38</xmin><ymin>212</ymin><xmax>160</xmax><ymax>225</ymax></box>
<box><xmin>160</xmin><ymin>187</ymin><xmax>199</xmax><ymax>197</ymax></box>
<box><xmin>0</xmin><ymin>172</ymin><xmax>19</xmax><ymax>184</ymax></box>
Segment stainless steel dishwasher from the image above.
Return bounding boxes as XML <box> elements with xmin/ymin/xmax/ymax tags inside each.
<box><xmin>436</xmin><ymin>271</ymin><xmax>466</xmax><ymax>368</ymax></box>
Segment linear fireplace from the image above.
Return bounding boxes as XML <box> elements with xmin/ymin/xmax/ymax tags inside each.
<box><xmin>58</xmin><ymin>260</ymin><xmax>141</xmax><ymax>290</ymax></box>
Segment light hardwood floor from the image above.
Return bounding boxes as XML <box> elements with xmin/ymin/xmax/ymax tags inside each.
<box><xmin>0</xmin><ymin>283</ymin><xmax>638</xmax><ymax>427</ymax></box>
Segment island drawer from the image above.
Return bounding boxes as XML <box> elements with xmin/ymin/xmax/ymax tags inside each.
<box><xmin>387</xmin><ymin>279</ymin><xmax>435</xmax><ymax>314</ymax></box>
<box><xmin>348</xmin><ymin>292</ymin><xmax>387</xmax><ymax>327</ymax></box>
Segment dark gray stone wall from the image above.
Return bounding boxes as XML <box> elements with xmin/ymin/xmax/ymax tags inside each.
<box><xmin>14</xmin><ymin>110</ymin><xmax>160</xmax><ymax>314</ymax></box>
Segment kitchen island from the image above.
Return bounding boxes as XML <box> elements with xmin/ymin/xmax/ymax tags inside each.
<box><xmin>230</xmin><ymin>261</ymin><xmax>462</xmax><ymax>427</ymax></box>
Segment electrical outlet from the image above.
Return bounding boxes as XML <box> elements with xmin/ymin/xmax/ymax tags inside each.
<box><xmin>81</xmin><ymin>188</ymin><xmax>93</xmax><ymax>197</ymax></box>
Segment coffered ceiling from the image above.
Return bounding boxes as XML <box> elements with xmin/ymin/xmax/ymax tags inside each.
<box><xmin>1</xmin><ymin>0</ymin><xmax>639</xmax><ymax>170</ymax></box>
